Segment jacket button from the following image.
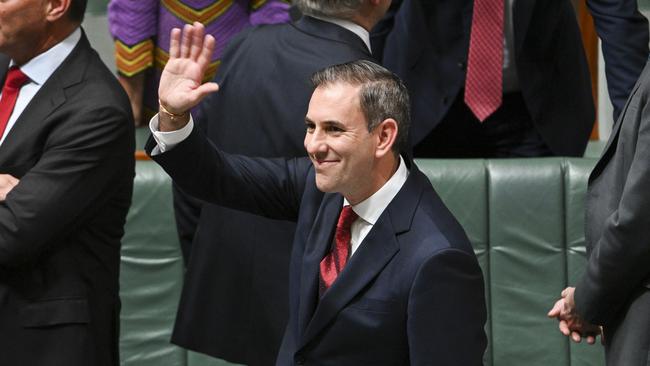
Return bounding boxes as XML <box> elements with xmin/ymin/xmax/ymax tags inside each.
<box><xmin>458</xmin><ymin>61</ymin><xmax>466</xmax><ymax>70</ymax></box>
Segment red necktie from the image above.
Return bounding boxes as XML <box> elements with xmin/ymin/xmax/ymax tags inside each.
<box><xmin>319</xmin><ymin>205</ymin><xmax>358</xmax><ymax>295</ymax></box>
<box><xmin>464</xmin><ymin>0</ymin><xmax>504</xmax><ymax>122</ymax></box>
<box><xmin>0</xmin><ymin>67</ymin><xmax>30</xmax><ymax>138</ymax></box>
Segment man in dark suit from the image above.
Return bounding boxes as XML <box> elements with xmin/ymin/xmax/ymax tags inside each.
<box><xmin>170</xmin><ymin>1</ymin><xmax>390</xmax><ymax>364</ymax></box>
<box><xmin>148</xmin><ymin>23</ymin><xmax>487</xmax><ymax>365</ymax></box>
<box><xmin>371</xmin><ymin>0</ymin><xmax>649</xmax><ymax>157</ymax></box>
<box><xmin>0</xmin><ymin>0</ymin><xmax>134</xmax><ymax>365</ymax></box>
<box><xmin>548</xmin><ymin>59</ymin><xmax>650</xmax><ymax>365</ymax></box>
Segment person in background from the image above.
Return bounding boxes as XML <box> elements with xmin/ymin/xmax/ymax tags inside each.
<box><xmin>548</xmin><ymin>57</ymin><xmax>650</xmax><ymax>366</ymax></box>
<box><xmin>107</xmin><ymin>0</ymin><xmax>291</xmax><ymax>126</ymax></box>
<box><xmin>147</xmin><ymin>22</ymin><xmax>487</xmax><ymax>364</ymax></box>
<box><xmin>371</xmin><ymin>0</ymin><xmax>649</xmax><ymax>158</ymax></box>
<box><xmin>168</xmin><ymin>1</ymin><xmax>390</xmax><ymax>364</ymax></box>
<box><xmin>0</xmin><ymin>0</ymin><xmax>134</xmax><ymax>365</ymax></box>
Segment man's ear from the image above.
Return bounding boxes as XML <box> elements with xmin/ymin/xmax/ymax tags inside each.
<box><xmin>45</xmin><ymin>0</ymin><xmax>72</xmax><ymax>22</ymax></box>
<box><xmin>374</xmin><ymin>118</ymin><xmax>398</xmax><ymax>158</ymax></box>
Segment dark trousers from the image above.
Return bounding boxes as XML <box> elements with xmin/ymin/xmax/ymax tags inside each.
<box><xmin>413</xmin><ymin>91</ymin><xmax>553</xmax><ymax>158</ymax></box>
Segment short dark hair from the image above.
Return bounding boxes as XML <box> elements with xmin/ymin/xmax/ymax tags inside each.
<box><xmin>311</xmin><ymin>60</ymin><xmax>411</xmax><ymax>154</ymax></box>
<box><xmin>68</xmin><ymin>0</ymin><xmax>87</xmax><ymax>23</ymax></box>
<box><xmin>293</xmin><ymin>0</ymin><xmax>364</xmax><ymax>20</ymax></box>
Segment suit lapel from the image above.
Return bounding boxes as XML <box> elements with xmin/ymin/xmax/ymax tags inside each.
<box><xmin>300</xmin><ymin>214</ymin><xmax>399</xmax><ymax>348</ymax></box>
<box><xmin>0</xmin><ymin>31</ymin><xmax>90</xmax><ymax>163</ymax></box>
<box><xmin>297</xmin><ymin>193</ymin><xmax>343</xmax><ymax>338</ymax></box>
<box><xmin>298</xmin><ymin>159</ymin><xmax>424</xmax><ymax>348</ymax></box>
<box><xmin>589</xmin><ymin>70</ymin><xmax>646</xmax><ymax>182</ymax></box>
<box><xmin>293</xmin><ymin>16</ymin><xmax>372</xmax><ymax>56</ymax></box>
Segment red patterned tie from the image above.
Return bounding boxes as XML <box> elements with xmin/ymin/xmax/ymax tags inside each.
<box><xmin>319</xmin><ymin>205</ymin><xmax>358</xmax><ymax>294</ymax></box>
<box><xmin>464</xmin><ymin>0</ymin><xmax>504</xmax><ymax>122</ymax></box>
<box><xmin>0</xmin><ymin>67</ymin><xmax>30</xmax><ymax>138</ymax></box>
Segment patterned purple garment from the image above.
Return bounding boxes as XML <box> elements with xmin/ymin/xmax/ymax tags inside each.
<box><xmin>107</xmin><ymin>0</ymin><xmax>290</xmax><ymax>119</ymax></box>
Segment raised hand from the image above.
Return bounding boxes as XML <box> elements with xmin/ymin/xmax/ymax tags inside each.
<box><xmin>547</xmin><ymin>287</ymin><xmax>601</xmax><ymax>344</ymax></box>
<box><xmin>158</xmin><ymin>22</ymin><xmax>220</xmax><ymax>131</ymax></box>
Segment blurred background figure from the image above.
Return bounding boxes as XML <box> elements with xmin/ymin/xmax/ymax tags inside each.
<box><xmin>372</xmin><ymin>0</ymin><xmax>648</xmax><ymax>158</ymax></box>
<box><xmin>107</xmin><ymin>0</ymin><xmax>291</xmax><ymax>127</ymax></box>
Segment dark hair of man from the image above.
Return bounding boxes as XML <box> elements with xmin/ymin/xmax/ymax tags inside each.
<box><xmin>293</xmin><ymin>0</ymin><xmax>363</xmax><ymax>20</ymax></box>
<box><xmin>311</xmin><ymin>60</ymin><xmax>411</xmax><ymax>155</ymax></box>
<box><xmin>68</xmin><ymin>0</ymin><xmax>88</xmax><ymax>23</ymax></box>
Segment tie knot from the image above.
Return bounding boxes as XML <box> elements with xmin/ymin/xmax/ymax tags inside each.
<box><xmin>4</xmin><ymin>67</ymin><xmax>29</xmax><ymax>90</ymax></box>
<box><xmin>337</xmin><ymin>205</ymin><xmax>358</xmax><ymax>231</ymax></box>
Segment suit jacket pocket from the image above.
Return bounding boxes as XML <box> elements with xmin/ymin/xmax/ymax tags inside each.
<box><xmin>346</xmin><ymin>297</ymin><xmax>398</xmax><ymax>314</ymax></box>
<box><xmin>20</xmin><ymin>297</ymin><xmax>90</xmax><ymax>328</ymax></box>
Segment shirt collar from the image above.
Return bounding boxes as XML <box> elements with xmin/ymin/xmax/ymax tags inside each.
<box><xmin>10</xmin><ymin>27</ymin><xmax>81</xmax><ymax>86</ymax></box>
<box><xmin>345</xmin><ymin>155</ymin><xmax>409</xmax><ymax>225</ymax></box>
<box><xmin>309</xmin><ymin>15</ymin><xmax>371</xmax><ymax>54</ymax></box>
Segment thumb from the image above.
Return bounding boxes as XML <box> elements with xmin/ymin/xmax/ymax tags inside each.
<box><xmin>548</xmin><ymin>300</ymin><xmax>562</xmax><ymax>318</ymax></box>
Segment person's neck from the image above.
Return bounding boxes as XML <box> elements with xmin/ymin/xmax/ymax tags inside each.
<box><xmin>12</xmin><ymin>23</ymin><xmax>78</xmax><ymax>66</ymax></box>
<box><xmin>345</xmin><ymin>154</ymin><xmax>399</xmax><ymax>205</ymax></box>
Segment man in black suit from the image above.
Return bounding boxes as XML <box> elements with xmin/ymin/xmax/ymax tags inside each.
<box><xmin>372</xmin><ymin>0</ymin><xmax>649</xmax><ymax>157</ymax></box>
<box><xmin>548</xmin><ymin>59</ymin><xmax>650</xmax><ymax>365</ymax></box>
<box><xmin>148</xmin><ymin>23</ymin><xmax>487</xmax><ymax>365</ymax></box>
<box><xmin>170</xmin><ymin>1</ymin><xmax>390</xmax><ymax>364</ymax></box>
<box><xmin>0</xmin><ymin>0</ymin><xmax>134</xmax><ymax>365</ymax></box>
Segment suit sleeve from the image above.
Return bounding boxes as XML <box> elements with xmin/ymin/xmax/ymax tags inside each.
<box><xmin>588</xmin><ymin>0</ymin><xmax>649</xmax><ymax>120</ymax></box>
<box><xmin>575</xmin><ymin>84</ymin><xmax>650</xmax><ymax>325</ymax></box>
<box><xmin>0</xmin><ymin>104</ymin><xmax>133</xmax><ymax>269</ymax></box>
<box><xmin>146</xmin><ymin>127</ymin><xmax>309</xmax><ymax>222</ymax></box>
<box><xmin>407</xmin><ymin>248</ymin><xmax>487</xmax><ymax>366</ymax></box>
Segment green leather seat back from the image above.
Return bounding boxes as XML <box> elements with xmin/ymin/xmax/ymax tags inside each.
<box><xmin>416</xmin><ymin>158</ymin><xmax>604</xmax><ymax>366</ymax></box>
<box><xmin>121</xmin><ymin>161</ymin><xmax>187</xmax><ymax>366</ymax></box>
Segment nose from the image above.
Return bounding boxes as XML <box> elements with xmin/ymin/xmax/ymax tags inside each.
<box><xmin>304</xmin><ymin>128</ymin><xmax>327</xmax><ymax>157</ymax></box>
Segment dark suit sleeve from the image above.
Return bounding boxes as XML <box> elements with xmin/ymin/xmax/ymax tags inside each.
<box><xmin>407</xmin><ymin>248</ymin><xmax>487</xmax><ymax>366</ymax></box>
<box><xmin>588</xmin><ymin>0</ymin><xmax>649</xmax><ymax>120</ymax></box>
<box><xmin>0</xmin><ymin>105</ymin><xmax>132</xmax><ymax>268</ymax></box>
<box><xmin>575</xmin><ymin>88</ymin><xmax>650</xmax><ymax>325</ymax></box>
<box><xmin>147</xmin><ymin>127</ymin><xmax>309</xmax><ymax>222</ymax></box>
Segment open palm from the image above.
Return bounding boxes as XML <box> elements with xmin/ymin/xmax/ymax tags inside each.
<box><xmin>158</xmin><ymin>22</ymin><xmax>219</xmax><ymax>115</ymax></box>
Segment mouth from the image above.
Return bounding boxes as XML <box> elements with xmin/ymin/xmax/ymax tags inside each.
<box><xmin>312</xmin><ymin>157</ymin><xmax>340</xmax><ymax>168</ymax></box>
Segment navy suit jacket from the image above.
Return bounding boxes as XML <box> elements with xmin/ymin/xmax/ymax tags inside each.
<box><xmin>372</xmin><ymin>0</ymin><xmax>649</xmax><ymax>156</ymax></box>
<box><xmin>171</xmin><ymin>16</ymin><xmax>374</xmax><ymax>365</ymax></box>
<box><xmin>147</xmin><ymin>129</ymin><xmax>487</xmax><ymax>366</ymax></box>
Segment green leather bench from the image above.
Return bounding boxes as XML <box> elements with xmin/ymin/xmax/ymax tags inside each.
<box><xmin>121</xmin><ymin>157</ymin><xmax>606</xmax><ymax>366</ymax></box>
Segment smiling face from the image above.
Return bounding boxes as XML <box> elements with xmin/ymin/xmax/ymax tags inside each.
<box><xmin>304</xmin><ymin>82</ymin><xmax>383</xmax><ymax>204</ymax></box>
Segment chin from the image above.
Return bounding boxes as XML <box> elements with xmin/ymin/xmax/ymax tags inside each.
<box><xmin>315</xmin><ymin>177</ymin><xmax>337</xmax><ymax>194</ymax></box>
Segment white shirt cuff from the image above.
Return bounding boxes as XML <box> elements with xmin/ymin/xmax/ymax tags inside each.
<box><xmin>149</xmin><ymin>113</ymin><xmax>194</xmax><ymax>155</ymax></box>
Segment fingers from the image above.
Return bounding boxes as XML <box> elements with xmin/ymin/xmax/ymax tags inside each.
<box><xmin>190</xmin><ymin>22</ymin><xmax>205</xmax><ymax>61</ymax></box>
<box><xmin>0</xmin><ymin>174</ymin><xmax>19</xmax><ymax>201</ymax></box>
<box><xmin>571</xmin><ymin>331</ymin><xmax>582</xmax><ymax>343</ymax></box>
<box><xmin>586</xmin><ymin>334</ymin><xmax>596</xmax><ymax>345</ymax></box>
<box><xmin>197</xmin><ymin>34</ymin><xmax>216</xmax><ymax>72</ymax></box>
<box><xmin>558</xmin><ymin>319</ymin><xmax>571</xmax><ymax>336</ymax></box>
<box><xmin>180</xmin><ymin>23</ymin><xmax>193</xmax><ymax>59</ymax></box>
<box><xmin>191</xmin><ymin>82</ymin><xmax>220</xmax><ymax>101</ymax></box>
<box><xmin>169</xmin><ymin>28</ymin><xmax>181</xmax><ymax>59</ymax></box>
<box><xmin>547</xmin><ymin>299</ymin><xmax>563</xmax><ymax>318</ymax></box>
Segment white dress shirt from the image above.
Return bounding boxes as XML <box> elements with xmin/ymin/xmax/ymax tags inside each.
<box><xmin>0</xmin><ymin>28</ymin><xmax>81</xmax><ymax>146</ymax></box>
<box><xmin>345</xmin><ymin>155</ymin><xmax>408</xmax><ymax>256</ymax></box>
